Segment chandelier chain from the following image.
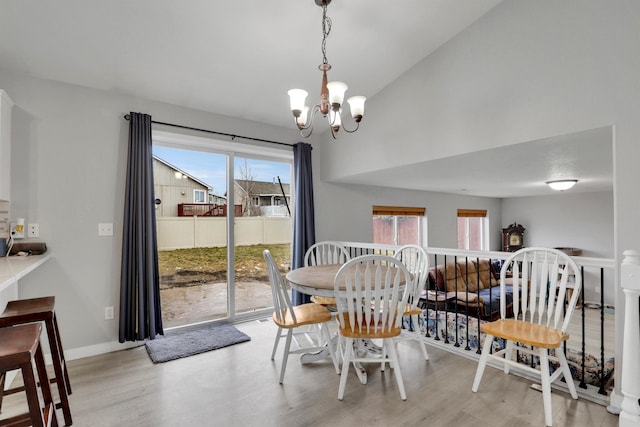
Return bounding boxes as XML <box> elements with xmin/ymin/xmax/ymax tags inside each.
<box><xmin>321</xmin><ymin>5</ymin><xmax>332</xmax><ymax>65</ymax></box>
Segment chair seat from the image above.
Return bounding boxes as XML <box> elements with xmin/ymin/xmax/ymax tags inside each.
<box><xmin>338</xmin><ymin>320</ymin><xmax>402</xmax><ymax>339</ymax></box>
<box><xmin>310</xmin><ymin>296</ymin><xmax>337</xmax><ymax>306</ymax></box>
<box><xmin>403</xmin><ymin>304</ymin><xmax>421</xmax><ymax>316</ymax></box>
<box><xmin>480</xmin><ymin>318</ymin><xmax>569</xmax><ymax>349</ymax></box>
<box><xmin>272</xmin><ymin>303</ymin><xmax>332</xmax><ymax>329</ymax></box>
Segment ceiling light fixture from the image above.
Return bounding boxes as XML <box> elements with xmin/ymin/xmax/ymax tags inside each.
<box><xmin>287</xmin><ymin>0</ymin><xmax>366</xmax><ymax>139</ymax></box>
<box><xmin>546</xmin><ymin>179</ymin><xmax>578</xmax><ymax>191</ymax></box>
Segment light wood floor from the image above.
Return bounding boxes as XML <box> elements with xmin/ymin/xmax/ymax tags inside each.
<box><xmin>2</xmin><ymin>318</ymin><xmax>618</xmax><ymax>427</ymax></box>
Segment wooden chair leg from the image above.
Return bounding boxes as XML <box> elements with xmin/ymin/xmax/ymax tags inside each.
<box><xmin>539</xmin><ymin>349</ymin><xmax>553</xmax><ymax>427</ymax></box>
<box><xmin>321</xmin><ymin>324</ymin><xmax>340</xmax><ymax>374</ymax></box>
<box><xmin>557</xmin><ymin>349</ymin><xmax>578</xmax><ymax>399</ymax></box>
<box><xmin>271</xmin><ymin>327</ymin><xmax>282</xmax><ymax>361</ymax></box>
<box><xmin>472</xmin><ymin>333</ymin><xmax>494</xmax><ymax>393</ymax></box>
<box><xmin>385</xmin><ymin>340</ymin><xmax>406</xmax><ymax>400</ymax></box>
<box><xmin>338</xmin><ymin>338</ymin><xmax>353</xmax><ymax>400</ymax></box>
<box><xmin>412</xmin><ymin>314</ymin><xmax>429</xmax><ymax>360</ymax></box>
<box><xmin>278</xmin><ymin>329</ymin><xmax>293</xmax><ymax>385</ymax></box>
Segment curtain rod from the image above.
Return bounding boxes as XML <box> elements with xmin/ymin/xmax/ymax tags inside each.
<box><xmin>123</xmin><ymin>114</ymin><xmax>295</xmax><ymax>149</ymax></box>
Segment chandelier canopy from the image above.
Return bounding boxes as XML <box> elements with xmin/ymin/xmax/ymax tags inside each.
<box><xmin>287</xmin><ymin>0</ymin><xmax>366</xmax><ymax>139</ymax></box>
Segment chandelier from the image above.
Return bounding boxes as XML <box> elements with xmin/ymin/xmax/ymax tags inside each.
<box><xmin>287</xmin><ymin>0</ymin><xmax>366</xmax><ymax>139</ymax></box>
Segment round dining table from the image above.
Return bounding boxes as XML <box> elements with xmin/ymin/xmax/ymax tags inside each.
<box><xmin>285</xmin><ymin>264</ymin><xmax>344</xmax><ymax>298</ymax></box>
<box><xmin>285</xmin><ymin>262</ymin><xmax>408</xmax><ymax>384</ymax></box>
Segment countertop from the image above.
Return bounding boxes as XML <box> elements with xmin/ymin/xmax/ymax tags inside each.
<box><xmin>0</xmin><ymin>253</ymin><xmax>52</xmax><ymax>292</ymax></box>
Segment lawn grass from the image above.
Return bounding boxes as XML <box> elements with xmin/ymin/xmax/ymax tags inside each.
<box><xmin>158</xmin><ymin>244</ymin><xmax>291</xmax><ymax>281</ymax></box>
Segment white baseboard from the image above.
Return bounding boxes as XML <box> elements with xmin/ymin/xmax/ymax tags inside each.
<box><xmin>5</xmin><ymin>340</ymin><xmax>141</xmax><ymax>390</ymax></box>
<box><xmin>43</xmin><ymin>340</ymin><xmax>143</xmax><ymax>365</ymax></box>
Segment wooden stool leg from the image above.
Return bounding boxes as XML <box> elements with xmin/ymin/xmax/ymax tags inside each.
<box><xmin>22</xmin><ymin>360</ymin><xmax>45</xmax><ymax>427</ymax></box>
<box><xmin>52</xmin><ymin>313</ymin><xmax>71</xmax><ymax>395</ymax></box>
<box><xmin>33</xmin><ymin>342</ymin><xmax>58</xmax><ymax>427</ymax></box>
<box><xmin>45</xmin><ymin>316</ymin><xmax>72</xmax><ymax>426</ymax></box>
<box><xmin>0</xmin><ymin>371</ymin><xmax>5</xmax><ymax>413</ymax></box>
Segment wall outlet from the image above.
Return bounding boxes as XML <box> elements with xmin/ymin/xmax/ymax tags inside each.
<box><xmin>28</xmin><ymin>223</ymin><xmax>39</xmax><ymax>238</ymax></box>
<box><xmin>98</xmin><ymin>223</ymin><xmax>113</xmax><ymax>236</ymax></box>
<box><xmin>10</xmin><ymin>223</ymin><xmax>24</xmax><ymax>239</ymax></box>
<box><xmin>104</xmin><ymin>306</ymin><xmax>114</xmax><ymax>320</ymax></box>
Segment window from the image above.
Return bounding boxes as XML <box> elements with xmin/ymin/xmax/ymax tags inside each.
<box><xmin>372</xmin><ymin>205</ymin><xmax>425</xmax><ymax>246</ymax></box>
<box><xmin>194</xmin><ymin>189</ymin><xmax>206</xmax><ymax>203</ymax></box>
<box><xmin>252</xmin><ymin>196</ymin><xmax>260</xmax><ymax>206</ymax></box>
<box><xmin>457</xmin><ymin>209</ymin><xmax>488</xmax><ymax>250</ymax></box>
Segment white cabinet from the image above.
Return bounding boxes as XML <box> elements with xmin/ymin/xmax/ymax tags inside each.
<box><xmin>0</xmin><ymin>89</ymin><xmax>13</xmax><ymax>202</ymax></box>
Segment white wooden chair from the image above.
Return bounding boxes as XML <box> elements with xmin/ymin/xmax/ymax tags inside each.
<box><xmin>264</xmin><ymin>250</ymin><xmax>339</xmax><ymax>384</ymax></box>
<box><xmin>305</xmin><ymin>241</ymin><xmax>351</xmax><ymax>345</ymax></box>
<box><xmin>334</xmin><ymin>254</ymin><xmax>414</xmax><ymax>400</ymax></box>
<box><xmin>471</xmin><ymin>247</ymin><xmax>582</xmax><ymax>427</ymax></box>
<box><xmin>391</xmin><ymin>244</ymin><xmax>430</xmax><ymax>361</ymax></box>
<box><xmin>305</xmin><ymin>241</ymin><xmax>351</xmax><ymax>267</ymax></box>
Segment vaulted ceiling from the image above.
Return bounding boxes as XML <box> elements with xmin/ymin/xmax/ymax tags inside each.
<box><xmin>0</xmin><ymin>0</ymin><xmax>612</xmax><ymax>197</ymax></box>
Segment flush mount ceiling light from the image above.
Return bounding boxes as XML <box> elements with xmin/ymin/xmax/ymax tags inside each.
<box><xmin>287</xmin><ymin>0</ymin><xmax>366</xmax><ymax>139</ymax></box>
<box><xmin>546</xmin><ymin>179</ymin><xmax>578</xmax><ymax>191</ymax></box>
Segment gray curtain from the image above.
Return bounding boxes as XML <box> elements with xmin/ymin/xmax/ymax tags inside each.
<box><xmin>119</xmin><ymin>112</ymin><xmax>164</xmax><ymax>342</ymax></box>
<box><xmin>291</xmin><ymin>142</ymin><xmax>315</xmax><ymax>305</ymax></box>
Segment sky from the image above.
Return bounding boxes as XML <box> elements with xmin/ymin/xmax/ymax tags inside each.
<box><xmin>153</xmin><ymin>146</ymin><xmax>291</xmax><ymax>196</ymax></box>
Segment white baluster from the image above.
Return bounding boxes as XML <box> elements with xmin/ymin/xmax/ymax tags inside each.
<box><xmin>620</xmin><ymin>249</ymin><xmax>640</xmax><ymax>426</ymax></box>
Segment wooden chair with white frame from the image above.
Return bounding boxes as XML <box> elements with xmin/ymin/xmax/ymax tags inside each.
<box><xmin>383</xmin><ymin>244</ymin><xmax>430</xmax><ymax>366</ymax></box>
<box><xmin>264</xmin><ymin>250</ymin><xmax>340</xmax><ymax>384</ymax></box>
<box><xmin>471</xmin><ymin>247</ymin><xmax>582</xmax><ymax>427</ymax></box>
<box><xmin>305</xmin><ymin>241</ymin><xmax>351</xmax><ymax>346</ymax></box>
<box><xmin>334</xmin><ymin>254</ymin><xmax>414</xmax><ymax>400</ymax></box>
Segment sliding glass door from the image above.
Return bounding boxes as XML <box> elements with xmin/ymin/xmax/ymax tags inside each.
<box><xmin>233</xmin><ymin>156</ymin><xmax>292</xmax><ymax>316</ymax></box>
<box><xmin>152</xmin><ymin>133</ymin><xmax>292</xmax><ymax>328</ymax></box>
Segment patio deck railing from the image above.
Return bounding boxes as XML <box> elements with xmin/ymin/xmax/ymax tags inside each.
<box><xmin>337</xmin><ymin>241</ymin><xmax>616</xmax><ymax>406</ymax></box>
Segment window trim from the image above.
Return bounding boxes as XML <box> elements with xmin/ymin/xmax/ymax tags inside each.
<box><xmin>194</xmin><ymin>189</ymin><xmax>206</xmax><ymax>203</ymax></box>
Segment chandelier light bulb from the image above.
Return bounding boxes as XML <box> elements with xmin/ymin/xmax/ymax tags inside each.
<box><xmin>329</xmin><ymin>108</ymin><xmax>342</xmax><ymax>131</ymax></box>
<box><xmin>326</xmin><ymin>81</ymin><xmax>348</xmax><ymax>107</ymax></box>
<box><xmin>347</xmin><ymin>96</ymin><xmax>366</xmax><ymax>121</ymax></box>
<box><xmin>296</xmin><ymin>106</ymin><xmax>310</xmax><ymax>127</ymax></box>
<box><xmin>287</xmin><ymin>89</ymin><xmax>308</xmax><ymax>116</ymax></box>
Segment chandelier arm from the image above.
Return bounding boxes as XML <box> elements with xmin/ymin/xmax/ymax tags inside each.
<box><xmin>341</xmin><ymin>119</ymin><xmax>361</xmax><ymax>134</ymax></box>
<box><xmin>329</xmin><ymin>125</ymin><xmax>337</xmax><ymax>140</ymax></box>
<box><xmin>294</xmin><ymin>104</ymin><xmax>322</xmax><ymax>137</ymax></box>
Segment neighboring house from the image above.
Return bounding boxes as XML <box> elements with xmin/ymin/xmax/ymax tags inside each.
<box><xmin>152</xmin><ymin>156</ymin><xmax>225</xmax><ymax>217</ymax></box>
<box><xmin>233</xmin><ymin>179</ymin><xmax>290</xmax><ymax>217</ymax></box>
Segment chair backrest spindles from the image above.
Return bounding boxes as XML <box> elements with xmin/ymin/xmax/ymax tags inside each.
<box><xmin>335</xmin><ymin>255</ymin><xmax>413</xmax><ymax>336</ymax></box>
<box><xmin>393</xmin><ymin>245</ymin><xmax>429</xmax><ymax>308</ymax></box>
<box><xmin>305</xmin><ymin>241</ymin><xmax>351</xmax><ymax>267</ymax></box>
<box><xmin>264</xmin><ymin>250</ymin><xmax>295</xmax><ymax>324</ymax></box>
<box><xmin>500</xmin><ymin>247</ymin><xmax>582</xmax><ymax>333</ymax></box>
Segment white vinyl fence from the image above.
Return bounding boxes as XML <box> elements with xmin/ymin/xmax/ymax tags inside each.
<box><xmin>156</xmin><ymin>216</ymin><xmax>291</xmax><ymax>250</ymax></box>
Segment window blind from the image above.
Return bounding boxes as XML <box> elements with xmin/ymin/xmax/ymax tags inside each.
<box><xmin>457</xmin><ymin>209</ymin><xmax>487</xmax><ymax>218</ymax></box>
<box><xmin>372</xmin><ymin>206</ymin><xmax>426</xmax><ymax>216</ymax></box>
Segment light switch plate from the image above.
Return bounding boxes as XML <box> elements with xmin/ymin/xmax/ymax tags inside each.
<box><xmin>98</xmin><ymin>223</ymin><xmax>113</xmax><ymax>236</ymax></box>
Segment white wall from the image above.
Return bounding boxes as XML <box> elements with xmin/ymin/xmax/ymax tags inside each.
<box><xmin>315</xmin><ymin>0</ymin><xmax>637</xmax><ymax>406</ymax></box>
<box><xmin>502</xmin><ymin>191</ymin><xmax>614</xmax><ymax>304</ymax></box>
<box><xmin>313</xmin><ymin>180</ymin><xmax>503</xmax><ymax>250</ymax></box>
<box><xmin>0</xmin><ymin>69</ymin><xmax>299</xmax><ymax>353</ymax></box>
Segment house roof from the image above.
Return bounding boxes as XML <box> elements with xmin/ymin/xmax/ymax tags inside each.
<box><xmin>235</xmin><ymin>180</ymin><xmax>290</xmax><ymax>197</ymax></box>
